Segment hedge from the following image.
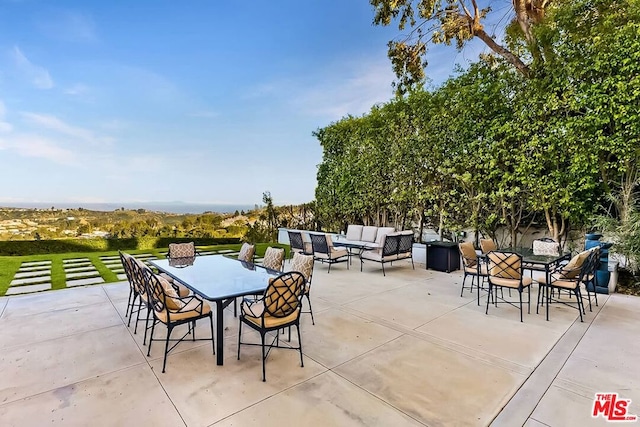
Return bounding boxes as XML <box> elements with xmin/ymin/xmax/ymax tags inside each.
<box><xmin>0</xmin><ymin>237</ymin><xmax>242</xmax><ymax>256</ymax></box>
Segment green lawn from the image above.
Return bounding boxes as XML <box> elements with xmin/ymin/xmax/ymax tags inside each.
<box><xmin>0</xmin><ymin>243</ymin><xmax>289</xmax><ymax>296</ymax></box>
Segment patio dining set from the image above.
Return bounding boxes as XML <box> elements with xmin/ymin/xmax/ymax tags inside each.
<box><xmin>458</xmin><ymin>238</ymin><xmax>602</xmax><ymax>323</ymax></box>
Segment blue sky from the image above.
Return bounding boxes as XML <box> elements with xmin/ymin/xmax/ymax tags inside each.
<box><xmin>0</xmin><ymin>0</ymin><xmax>485</xmax><ymax>208</ymax></box>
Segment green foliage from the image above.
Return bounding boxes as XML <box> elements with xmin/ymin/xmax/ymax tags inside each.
<box><xmin>316</xmin><ymin>0</ymin><xmax>640</xmax><ymax>249</ymax></box>
<box><xmin>0</xmin><ymin>237</ymin><xmax>241</xmax><ymax>256</ymax></box>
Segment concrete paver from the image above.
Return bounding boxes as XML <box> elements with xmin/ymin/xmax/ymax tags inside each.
<box><xmin>0</xmin><ymin>264</ymin><xmax>637</xmax><ymax>426</ymax></box>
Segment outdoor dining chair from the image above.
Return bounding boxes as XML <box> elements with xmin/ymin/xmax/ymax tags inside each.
<box><xmin>144</xmin><ymin>268</ymin><xmax>214</xmax><ymax>373</ymax></box>
<box><xmin>310</xmin><ymin>233</ymin><xmax>348</xmax><ymax>273</ymax></box>
<box><xmin>486</xmin><ymin>251</ymin><xmax>532</xmax><ymax>322</ymax></box>
<box><xmin>458</xmin><ymin>241</ymin><xmax>488</xmax><ymax>305</ymax></box>
<box><xmin>289</xmin><ymin>252</ymin><xmax>315</xmax><ymax>324</ymax></box>
<box><xmin>237</xmin><ymin>271</ymin><xmax>306</xmax><ymax>381</ymax></box>
<box><xmin>536</xmin><ymin>248</ymin><xmax>596</xmax><ymax>321</ymax></box>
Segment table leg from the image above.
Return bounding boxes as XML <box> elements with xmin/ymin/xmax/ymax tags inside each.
<box><xmin>216</xmin><ymin>300</ymin><xmax>224</xmax><ymax>365</ymax></box>
<box><xmin>545</xmin><ymin>265</ymin><xmax>550</xmax><ymax>321</ymax></box>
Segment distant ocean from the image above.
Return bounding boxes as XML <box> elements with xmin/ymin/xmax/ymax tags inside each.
<box><xmin>2</xmin><ymin>202</ymin><xmax>256</xmax><ymax>215</ymax></box>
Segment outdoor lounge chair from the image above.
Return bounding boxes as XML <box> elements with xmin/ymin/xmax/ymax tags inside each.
<box><xmin>237</xmin><ymin>271</ymin><xmax>306</xmax><ymax>381</ymax></box>
<box><xmin>360</xmin><ymin>231</ymin><xmax>414</xmax><ymax>276</ymax></box>
<box><xmin>287</xmin><ymin>230</ymin><xmax>312</xmax><ymax>258</ymax></box>
<box><xmin>310</xmin><ymin>233</ymin><xmax>348</xmax><ymax>273</ymax></box>
<box><xmin>167</xmin><ymin>242</ymin><xmax>198</xmax><ymax>258</ymax></box>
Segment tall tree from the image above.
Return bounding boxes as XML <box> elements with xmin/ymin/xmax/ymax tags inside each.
<box><xmin>370</xmin><ymin>0</ymin><xmax>552</xmax><ymax>94</ymax></box>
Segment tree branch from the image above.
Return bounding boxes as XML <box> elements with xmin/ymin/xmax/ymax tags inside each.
<box><xmin>474</xmin><ymin>28</ymin><xmax>531</xmax><ymax>76</ymax></box>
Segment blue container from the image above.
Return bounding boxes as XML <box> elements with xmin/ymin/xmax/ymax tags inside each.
<box><xmin>584</xmin><ymin>234</ymin><xmax>611</xmax><ymax>294</ymax></box>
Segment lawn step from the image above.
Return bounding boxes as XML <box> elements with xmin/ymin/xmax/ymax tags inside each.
<box><xmin>99</xmin><ymin>256</ymin><xmax>120</xmax><ymax>261</ymax></box>
<box><xmin>21</xmin><ymin>261</ymin><xmax>51</xmax><ymax>267</ymax></box>
<box><xmin>18</xmin><ymin>265</ymin><xmax>50</xmax><ymax>272</ymax></box>
<box><xmin>65</xmin><ymin>271</ymin><xmax>100</xmax><ymax>279</ymax></box>
<box><xmin>5</xmin><ymin>283</ymin><xmax>52</xmax><ymax>295</ymax></box>
<box><xmin>11</xmin><ymin>276</ymin><xmax>52</xmax><ymax>286</ymax></box>
<box><xmin>13</xmin><ymin>270</ymin><xmax>51</xmax><ymax>279</ymax></box>
<box><xmin>116</xmin><ymin>273</ymin><xmax>128</xmax><ymax>280</ymax></box>
<box><xmin>64</xmin><ymin>266</ymin><xmax>97</xmax><ymax>273</ymax></box>
<box><xmin>66</xmin><ymin>277</ymin><xmax>105</xmax><ymax>287</ymax></box>
<box><xmin>63</xmin><ymin>258</ymin><xmax>90</xmax><ymax>264</ymax></box>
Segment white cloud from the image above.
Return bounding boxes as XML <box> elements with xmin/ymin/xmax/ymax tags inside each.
<box><xmin>12</xmin><ymin>46</ymin><xmax>54</xmax><ymax>89</ymax></box>
<box><xmin>0</xmin><ymin>134</ymin><xmax>76</xmax><ymax>165</ymax></box>
<box><xmin>289</xmin><ymin>56</ymin><xmax>396</xmax><ymax>120</ymax></box>
<box><xmin>20</xmin><ymin>112</ymin><xmax>111</xmax><ymax>145</ymax></box>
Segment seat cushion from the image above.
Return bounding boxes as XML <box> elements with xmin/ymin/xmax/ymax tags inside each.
<box><xmin>242</xmin><ymin>301</ymin><xmax>300</xmax><ymax>328</ymax></box>
<box><xmin>361</xmin><ymin>226</ymin><xmax>378</xmax><ymax>242</ymax></box>
<box><xmin>346</xmin><ymin>225</ymin><xmax>363</xmax><ymax>241</ymax></box>
<box><xmin>465</xmin><ymin>264</ymin><xmax>488</xmax><ymax>275</ymax></box>
<box><xmin>537</xmin><ymin>275</ymin><xmax>578</xmax><ymax>289</ymax></box>
<box><xmin>491</xmin><ymin>276</ymin><xmax>532</xmax><ymax>288</ymax></box>
<box><xmin>155</xmin><ymin>297</ymin><xmax>211</xmax><ymax>323</ymax></box>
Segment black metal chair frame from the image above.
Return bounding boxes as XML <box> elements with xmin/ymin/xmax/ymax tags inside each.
<box><xmin>121</xmin><ymin>253</ymin><xmax>154</xmax><ymax>343</ymax></box>
<box><xmin>458</xmin><ymin>245</ymin><xmax>489</xmax><ymax>306</ymax></box>
<box><xmin>120</xmin><ymin>251</ymin><xmax>139</xmax><ymax>321</ymax></box>
<box><xmin>291</xmin><ymin>253</ymin><xmax>316</xmax><ymax>325</ymax></box>
<box><xmin>360</xmin><ymin>234</ymin><xmax>414</xmax><ymax>276</ymax></box>
<box><xmin>486</xmin><ymin>252</ymin><xmax>532</xmax><ymax>322</ymax></box>
<box><xmin>143</xmin><ymin>268</ymin><xmax>215</xmax><ymax>373</ymax></box>
<box><xmin>288</xmin><ymin>231</ymin><xmax>311</xmax><ymax>259</ymax></box>
<box><xmin>581</xmin><ymin>247</ymin><xmax>600</xmax><ymax>311</ymax></box>
<box><xmin>310</xmin><ymin>233</ymin><xmax>349</xmax><ymax>273</ymax></box>
<box><xmin>237</xmin><ymin>271</ymin><xmax>306</xmax><ymax>381</ymax></box>
<box><xmin>539</xmin><ymin>249</ymin><xmax>599</xmax><ymax>322</ymax></box>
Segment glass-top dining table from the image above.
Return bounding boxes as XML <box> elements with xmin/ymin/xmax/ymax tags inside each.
<box><xmin>149</xmin><ymin>255</ymin><xmax>280</xmax><ymax>365</ymax></box>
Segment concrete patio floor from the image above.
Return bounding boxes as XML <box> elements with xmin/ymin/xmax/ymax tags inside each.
<box><xmin>0</xmin><ymin>257</ymin><xmax>638</xmax><ymax>426</ymax></box>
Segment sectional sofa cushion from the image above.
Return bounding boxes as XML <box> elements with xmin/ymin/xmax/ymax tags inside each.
<box><xmin>375</xmin><ymin>227</ymin><xmax>396</xmax><ymax>244</ymax></box>
<box><xmin>346</xmin><ymin>225</ymin><xmax>363</xmax><ymax>241</ymax></box>
<box><xmin>361</xmin><ymin>226</ymin><xmax>378</xmax><ymax>242</ymax></box>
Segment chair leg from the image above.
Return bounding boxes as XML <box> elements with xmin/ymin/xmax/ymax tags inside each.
<box><xmin>296</xmin><ymin>324</ymin><xmax>304</xmax><ymax>368</ymax></box>
<box><xmin>575</xmin><ymin>289</ymin><xmax>584</xmax><ymax>322</ymax></box>
<box><xmin>306</xmin><ymin>294</ymin><xmax>315</xmax><ymax>325</ymax></box>
<box><xmin>134</xmin><ymin>298</ymin><xmax>143</xmax><ymax>335</ymax></box>
<box><xmin>527</xmin><ymin>285</ymin><xmax>531</xmax><ymax>314</ymax></box>
<box><xmin>381</xmin><ymin>262</ymin><xmax>386</xmax><ymax>277</ymax></box>
<box><xmin>143</xmin><ymin>307</ymin><xmax>152</xmax><ymax>345</ymax></box>
<box><xmin>125</xmin><ymin>288</ymin><xmax>134</xmax><ymax>318</ymax></box>
<box><xmin>485</xmin><ymin>283</ymin><xmax>492</xmax><ymax>315</ymax></box>
<box><xmin>128</xmin><ymin>294</ymin><xmax>139</xmax><ymax>327</ymax></box>
<box><xmin>147</xmin><ymin>318</ymin><xmax>156</xmax><ymax>357</ymax></box>
<box><xmin>261</xmin><ymin>332</ymin><xmax>267</xmax><ymax>382</ymax></box>
<box><xmin>519</xmin><ymin>290</ymin><xmax>523</xmax><ymax>322</ymax></box>
<box><xmin>461</xmin><ymin>274</ymin><xmax>467</xmax><ymax>297</ymax></box>
<box><xmin>209</xmin><ymin>315</ymin><xmax>215</xmax><ymax>355</ymax></box>
<box><xmin>162</xmin><ymin>325</ymin><xmax>173</xmax><ymax>373</ymax></box>
<box><xmin>237</xmin><ymin>320</ymin><xmax>243</xmax><ymax>360</ymax></box>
